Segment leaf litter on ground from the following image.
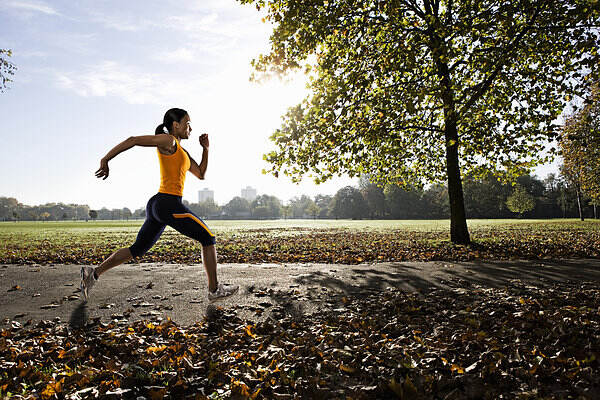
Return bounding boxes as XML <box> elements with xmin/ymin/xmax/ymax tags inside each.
<box><xmin>1</xmin><ymin>280</ymin><xmax>598</xmax><ymax>399</ymax></box>
<box><xmin>1</xmin><ymin>223</ymin><xmax>599</xmax><ymax>265</ymax></box>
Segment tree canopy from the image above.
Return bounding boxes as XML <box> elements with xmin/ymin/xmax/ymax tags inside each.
<box><xmin>330</xmin><ymin>186</ymin><xmax>368</xmax><ymax>219</ymax></box>
<box><xmin>224</xmin><ymin>196</ymin><xmax>252</xmax><ymax>217</ymax></box>
<box><xmin>251</xmin><ymin>194</ymin><xmax>282</xmax><ymax>219</ymax></box>
<box><xmin>241</xmin><ymin>0</ymin><xmax>600</xmax><ymax>243</ymax></box>
<box><xmin>560</xmin><ymin>83</ymin><xmax>600</xmax><ymax>207</ymax></box>
<box><xmin>0</xmin><ymin>49</ymin><xmax>16</xmax><ymax>92</ymax></box>
<box><xmin>506</xmin><ymin>184</ymin><xmax>536</xmax><ymax>216</ymax></box>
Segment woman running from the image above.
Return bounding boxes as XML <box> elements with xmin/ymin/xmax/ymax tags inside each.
<box><xmin>81</xmin><ymin>108</ymin><xmax>239</xmax><ymax>302</ymax></box>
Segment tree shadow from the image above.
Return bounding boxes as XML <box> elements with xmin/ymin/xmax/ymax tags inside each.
<box><xmin>288</xmin><ymin>259</ymin><xmax>600</xmax><ymax>301</ymax></box>
<box><xmin>439</xmin><ymin>259</ymin><xmax>600</xmax><ymax>289</ymax></box>
<box><xmin>240</xmin><ymin>283</ymin><xmax>307</xmax><ymax>320</ymax></box>
<box><xmin>292</xmin><ymin>267</ymin><xmax>437</xmax><ymax>296</ymax></box>
<box><xmin>267</xmin><ymin>288</ymin><xmax>306</xmax><ymax>319</ymax></box>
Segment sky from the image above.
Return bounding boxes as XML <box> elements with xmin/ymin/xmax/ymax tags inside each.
<box><xmin>0</xmin><ymin>0</ymin><xmax>558</xmax><ymax>210</ymax></box>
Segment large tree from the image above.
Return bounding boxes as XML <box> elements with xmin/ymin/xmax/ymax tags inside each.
<box><xmin>559</xmin><ymin>82</ymin><xmax>600</xmax><ymax>221</ymax></box>
<box><xmin>89</xmin><ymin>210</ymin><xmax>98</xmax><ymax>221</ymax></box>
<box><xmin>559</xmin><ymin>163</ymin><xmax>586</xmax><ymax>220</ymax></box>
<box><xmin>241</xmin><ymin>0</ymin><xmax>599</xmax><ymax>243</ymax></box>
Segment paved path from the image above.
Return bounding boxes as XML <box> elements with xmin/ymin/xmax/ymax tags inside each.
<box><xmin>1</xmin><ymin>259</ymin><xmax>599</xmax><ymax>328</ymax></box>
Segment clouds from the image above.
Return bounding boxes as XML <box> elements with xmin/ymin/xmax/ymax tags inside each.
<box><xmin>88</xmin><ymin>5</ymin><xmax>255</xmax><ymax>39</ymax></box>
<box><xmin>160</xmin><ymin>48</ymin><xmax>196</xmax><ymax>63</ymax></box>
<box><xmin>55</xmin><ymin>61</ymin><xmax>160</xmax><ymax>104</ymax></box>
<box><xmin>166</xmin><ymin>13</ymin><xmax>219</xmax><ymax>34</ymax></box>
<box><xmin>2</xmin><ymin>0</ymin><xmax>61</xmax><ymax>16</ymax></box>
<box><xmin>86</xmin><ymin>9</ymin><xmax>221</xmax><ymax>35</ymax></box>
<box><xmin>55</xmin><ymin>61</ymin><xmax>197</xmax><ymax>105</ymax></box>
<box><xmin>89</xmin><ymin>12</ymin><xmax>155</xmax><ymax>32</ymax></box>
<box><xmin>78</xmin><ymin>3</ymin><xmax>266</xmax><ymax>66</ymax></box>
<box><xmin>47</xmin><ymin>2</ymin><xmax>272</xmax><ymax>105</ymax></box>
<box><xmin>15</xmin><ymin>1</ymin><xmax>277</xmax><ymax>110</ymax></box>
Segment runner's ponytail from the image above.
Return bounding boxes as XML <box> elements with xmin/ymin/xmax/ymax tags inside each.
<box><xmin>155</xmin><ymin>123</ymin><xmax>166</xmax><ymax>135</ymax></box>
<box><xmin>155</xmin><ymin>108</ymin><xmax>188</xmax><ymax>135</ymax></box>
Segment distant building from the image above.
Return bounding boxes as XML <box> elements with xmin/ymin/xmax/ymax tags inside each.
<box><xmin>198</xmin><ymin>188</ymin><xmax>214</xmax><ymax>203</ymax></box>
<box><xmin>241</xmin><ymin>186</ymin><xmax>257</xmax><ymax>202</ymax></box>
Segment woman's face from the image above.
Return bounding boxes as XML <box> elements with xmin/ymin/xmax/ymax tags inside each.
<box><xmin>175</xmin><ymin>114</ymin><xmax>192</xmax><ymax>139</ymax></box>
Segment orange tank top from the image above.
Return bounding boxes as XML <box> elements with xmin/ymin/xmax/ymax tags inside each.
<box><xmin>157</xmin><ymin>136</ymin><xmax>190</xmax><ymax>196</ymax></box>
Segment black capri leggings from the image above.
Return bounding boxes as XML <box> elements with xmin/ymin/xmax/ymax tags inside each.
<box><xmin>129</xmin><ymin>193</ymin><xmax>216</xmax><ymax>258</ymax></box>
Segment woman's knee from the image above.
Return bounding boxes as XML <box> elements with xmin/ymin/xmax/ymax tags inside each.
<box><xmin>129</xmin><ymin>243</ymin><xmax>150</xmax><ymax>259</ymax></box>
<box><xmin>121</xmin><ymin>247</ymin><xmax>134</xmax><ymax>260</ymax></box>
<box><xmin>201</xmin><ymin>235</ymin><xmax>216</xmax><ymax>247</ymax></box>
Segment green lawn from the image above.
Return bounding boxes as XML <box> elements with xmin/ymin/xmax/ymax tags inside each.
<box><xmin>2</xmin><ymin>218</ymin><xmax>599</xmax><ymax>232</ymax></box>
<box><xmin>1</xmin><ymin>219</ymin><xmax>599</xmax><ymax>265</ymax></box>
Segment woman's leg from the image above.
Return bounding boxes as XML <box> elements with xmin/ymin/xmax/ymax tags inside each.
<box><xmin>81</xmin><ymin>247</ymin><xmax>134</xmax><ymax>300</ymax></box>
<box><xmin>95</xmin><ymin>248</ymin><xmax>133</xmax><ymax>277</ymax></box>
<box><xmin>168</xmin><ymin>214</ymin><xmax>219</xmax><ymax>290</ymax></box>
<box><xmin>80</xmin><ymin>222</ymin><xmax>163</xmax><ymax>300</ymax></box>
<box><xmin>81</xmin><ymin>196</ymin><xmax>166</xmax><ymax>301</ymax></box>
<box><xmin>96</xmin><ymin>216</ymin><xmax>165</xmax><ymax>277</ymax></box>
<box><xmin>165</xmin><ymin>206</ymin><xmax>237</xmax><ymax>298</ymax></box>
<box><xmin>202</xmin><ymin>244</ymin><xmax>218</xmax><ymax>292</ymax></box>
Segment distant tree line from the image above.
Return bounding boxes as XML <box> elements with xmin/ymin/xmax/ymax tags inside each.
<box><xmin>0</xmin><ymin>197</ymin><xmax>93</xmax><ymax>222</ymax></box>
<box><xmin>328</xmin><ymin>173</ymin><xmax>597</xmax><ymax>220</ymax></box>
<box><xmin>216</xmin><ymin>172</ymin><xmax>597</xmax><ymax>220</ymax></box>
<box><xmin>2</xmin><ymin>171</ymin><xmax>597</xmax><ymax>222</ymax></box>
<box><xmin>0</xmin><ymin>198</ymin><xmax>145</xmax><ymax>222</ymax></box>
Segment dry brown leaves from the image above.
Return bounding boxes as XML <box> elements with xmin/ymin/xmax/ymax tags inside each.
<box><xmin>1</xmin><ymin>280</ymin><xmax>599</xmax><ymax>399</ymax></box>
<box><xmin>1</xmin><ymin>226</ymin><xmax>600</xmax><ymax>265</ymax></box>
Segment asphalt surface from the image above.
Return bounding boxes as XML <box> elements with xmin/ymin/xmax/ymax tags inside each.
<box><xmin>1</xmin><ymin>259</ymin><xmax>599</xmax><ymax>328</ymax></box>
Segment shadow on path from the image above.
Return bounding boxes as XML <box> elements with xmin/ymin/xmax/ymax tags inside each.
<box><xmin>68</xmin><ymin>302</ymin><xmax>88</xmax><ymax>329</ymax></box>
<box><xmin>4</xmin><ymin>260</ymin><xmax>598</xmax><ymax>327</ymax></box>
<box><xmin>290</xmin><ymin>259</ymin><xmax>600</xmax><ymax>300</ymax></box>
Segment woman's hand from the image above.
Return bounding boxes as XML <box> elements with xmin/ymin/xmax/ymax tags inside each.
<box><xmin>95</xmin><ymin>158</ymin><xmax>109</xmax><ymax>180</ymax></box>
<box><xmin>199</xmin><ymin>134</ymin><xmax>209</xmax><ymax>149</ymax></box>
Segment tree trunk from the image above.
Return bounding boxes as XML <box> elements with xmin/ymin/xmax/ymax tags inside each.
<box><xmin>576</xmin><ymin>189</ymin><xmax>584</xmax><ymax>221</ymax></box>
<box><xmin>439</xmin><ymin>65</ymin><xmax>470</xmax><ymax>244</ymax></box>
<box><xmin>445</xmin><ymin>124</ymin><xmax>470</xmax><ymax>244</ymax></box>
<box><xmin>594</xmin><ymin>204</ymin><xmax>597</xmax><ymax>219</ymax></box>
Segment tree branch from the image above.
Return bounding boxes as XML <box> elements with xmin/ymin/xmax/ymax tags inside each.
<box><xmin>401</xmin><ymin>0</ymin><xmax>427</xmax><ymax>19</ymax></box>
<box><xmin>458</xmin><ymin>3</ymin><xmax>545</xmax><ymax>116</ymax></box>
<box><xmin>445</xmin><ymin>0</ymin><xmax>453</xmax><ymax>27</ymax></box>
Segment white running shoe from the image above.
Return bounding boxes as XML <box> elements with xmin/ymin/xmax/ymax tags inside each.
<box><xmin>80</xmin><ymin>266</ymin><xmax>97</xmax><ymax>301</ymax></box>
<box><xmin>208</xmin><ymin>283</ymin><xmax>239</xmax><ymax>302</ymax></box>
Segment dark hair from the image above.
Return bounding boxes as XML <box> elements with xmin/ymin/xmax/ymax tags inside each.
<box><xmin>155</xmin><ymin>108</ymin><xmax>188</xmax><ymax>135</ymax></box>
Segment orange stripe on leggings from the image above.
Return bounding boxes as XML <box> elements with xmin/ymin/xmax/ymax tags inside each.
<box><xmin>172</xmin><ymin>213</ymin><xmax>215</xmax><ymax>237</ymax></box>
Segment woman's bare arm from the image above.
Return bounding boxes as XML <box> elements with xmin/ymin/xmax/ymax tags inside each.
<box><xmin>95</xmin><ymin>135</ymin><xmax>174</xmax><ymax>180</ymax></box>
<box><xmin>186</xmin><ymin>134</ymin><xmax>209</xmax><ymax>180</ymax></box>
<box><xmin>186</xmin><ymin>148</ymin><xmax>208</xmax><ymax>180</ymax></box>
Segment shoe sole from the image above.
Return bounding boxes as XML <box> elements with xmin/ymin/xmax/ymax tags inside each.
<box><xmin>208</xmin><ymin>286</ymin><xmax>239</xmax><ymax>303</ymax></box>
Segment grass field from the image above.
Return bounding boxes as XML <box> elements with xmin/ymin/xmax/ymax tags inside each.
<box><xmin>3</xmin><ymin>217</ymin><xmax>599</xmax><ymax>231</ymax></box>
<box><xmin>1</xmin><ymin>219</ymin><xmax>599</xmax><ymax>264</ymax></box>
